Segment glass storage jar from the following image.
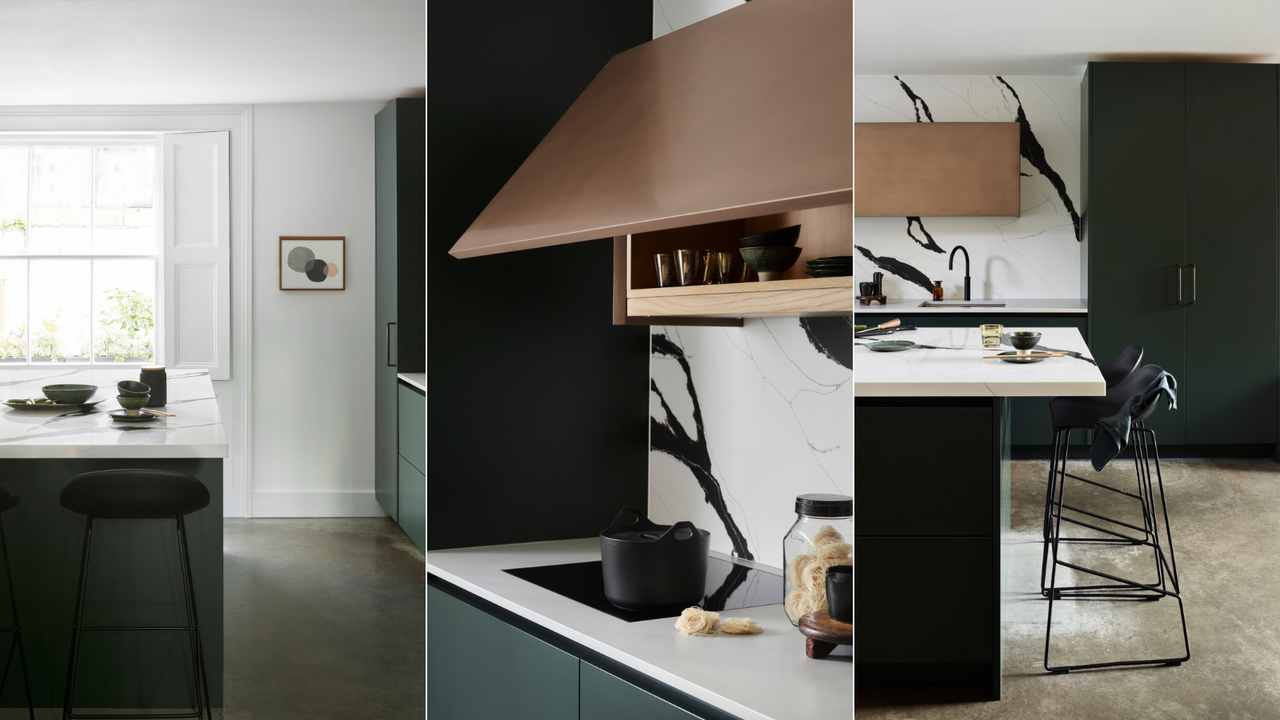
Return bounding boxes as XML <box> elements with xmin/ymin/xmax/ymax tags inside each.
<box><xmin>783</xmin><ymin>493</ymin><xmax>852</xmax><ymax>625</ymax></box>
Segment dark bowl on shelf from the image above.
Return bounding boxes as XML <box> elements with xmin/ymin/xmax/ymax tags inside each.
<box><xmin>41</xmin><ymin>384</ymin><xmax>97</xmax><ymax>404</ymax></box>
<box><xmin>1008</xmin><ymin>331</ymin><xmax>1043</xmax><ymax>352</ymax></box>
<box><xmin>740</xmin><ymin>224</ymin><xmax>801</xmax><ymax>248</ymax></box>
<box><xmin>740</xmin><ymin>246</ymin><xmax>803</xmax><ymax>274</ymax></box>
<box><xmin>117</xmin><ymin>381</ymin><xmax>151</xmax><ymax>398</ymax></box>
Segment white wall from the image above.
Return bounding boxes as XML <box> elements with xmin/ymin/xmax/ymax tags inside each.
<box><xmin>251</xmin><ymin>102</ymin><xmax>384</xmax><ymax>517</ymax></box>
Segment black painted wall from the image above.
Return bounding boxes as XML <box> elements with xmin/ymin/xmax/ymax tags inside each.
<box><xmin>427</xmin><ymin>1</ymin><xmax>652</xmax><ymax>549</ymax></box>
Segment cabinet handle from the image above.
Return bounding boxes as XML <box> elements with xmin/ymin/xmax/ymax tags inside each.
<box><xmin>1190</xmin><ymin>264</ymin><xmax>1196</xmax><ymax>305</ymax></box>
<box><xmin>1177</xmin><ymin>264</ymin><xmax>1182</xmax><ymax>304</ymax></box>
<box><xmin>386</xmin><ymin>322</ymin><xmax>397</xmax><ymax>367</ymax></box>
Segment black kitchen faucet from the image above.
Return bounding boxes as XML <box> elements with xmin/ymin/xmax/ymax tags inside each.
<box><xmin>949</xmin><ymin>245</ymin><xmax>971</xmax><ymax>301</ymax></box>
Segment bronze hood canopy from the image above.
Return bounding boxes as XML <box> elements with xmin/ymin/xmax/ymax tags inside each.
<box><xmin>448</xmin><ymin>0</ymin><xmax>852</xmax><ymax>259</ymax></box>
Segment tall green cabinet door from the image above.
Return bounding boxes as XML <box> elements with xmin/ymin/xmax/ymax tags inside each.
<box><xmin>1086</xmin><ymin>63</ymin><xmax>1188</xmax><ymax>444</ymax></box>
<box><xmin>1184</xmin><ymin>63</ymin><xmax>1279</xmax><ymax>445</ymax></box>
<box><xmin>375</xmin><ymin>102</ymin><xmax>401</xmax><ymax>520</ymax></box>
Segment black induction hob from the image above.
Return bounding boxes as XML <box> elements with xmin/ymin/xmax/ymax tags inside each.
<box><xmin>503</xmin><ymin>556</ymin><xmax>784</xmax><ymax>622</ymax></box>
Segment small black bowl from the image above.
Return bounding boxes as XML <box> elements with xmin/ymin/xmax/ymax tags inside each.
<box><xmin>1008</xmin><ymin>331</ymin><xmax>1043</xmax><ymax>352</ymax></box>
<box><xmin>117</xmin><ymin>381</ymin><xmax>151</xmax><ymax>398</ymax></box>
<box><xmin>740</xmin><ymin>224</ymin><xmax>801</xmax><ymax>248</ymax></box>
<box><xmin>826</xmin><ymin>565</ymin><xmax>851</xmax><ymax>623</ymax></box>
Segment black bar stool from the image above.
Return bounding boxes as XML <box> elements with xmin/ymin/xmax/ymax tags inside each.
<box><xmin>1042</xmin><ymin>364</ymin><xmax>1189</xmax><ymax>673</ymax></box>
<box><xmin>1039</xmin><ymin>343</ymin><xmax>1144</xmax><ymax>593</ymax></box>
<box><xmin>59</xmin><ymin>469</ymin><xmax>212</xmax><ymax>720</ymax></box>
<box><xmin>0</xmin><ymin>488</ymin><xmax>34</xmax><ymax>719</ymax></box>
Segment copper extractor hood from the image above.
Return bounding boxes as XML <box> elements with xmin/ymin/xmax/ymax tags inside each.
<box><xmin>448</xmin><ymin>0</ymin><xmax>852</xmax><ymax>259</ymax></box>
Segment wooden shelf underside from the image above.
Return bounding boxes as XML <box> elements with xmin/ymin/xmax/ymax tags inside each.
<box><xmin>627</xmin><ymin>276</ymin><xmax>852</xmax><ymax>317</ymax></box>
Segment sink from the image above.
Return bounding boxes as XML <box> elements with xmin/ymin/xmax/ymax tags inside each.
<box><xmin>918</xmin><ymin>300</ymin><xmax>1007</xmax><ymax>307</ymax></box>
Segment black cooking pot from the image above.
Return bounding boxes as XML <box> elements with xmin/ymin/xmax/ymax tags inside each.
<box><xmin>599</xmin><ymin>507</ymin><xmax>710</xmax><ymax>612</ymax></box>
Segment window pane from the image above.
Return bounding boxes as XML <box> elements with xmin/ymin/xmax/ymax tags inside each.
<box><xmin>0</xmin><ymin>148</ymin><xmax>27</xmax><ymax>255</ymax></box>
<box><xmin>29</xmin><ymin>147</ymin><xmax>91</xmax><ymax>255</ymax></box>
<box><xmin>0</xmin><ymin>260</ymin><xmax>27</xmax><ymax>360</ymax></box>
<box><xmin>30</xmin><ymin>259</ymin><xmax>90</xmax><ymax>362</ymax></box>
<box><xmin>93</xmin><ymin>259</ymin><xmax>155</xmax><ymax>363</ymax></box>
<box><xmin>95</xmin><ymin>147</ymin><xmax>156</xmax><ymax>255</ymax></box>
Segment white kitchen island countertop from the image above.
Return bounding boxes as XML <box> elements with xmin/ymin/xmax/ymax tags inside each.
<box><xmin>855</xmin><ymin>326</ymin><xmax>1106</xmax><ymax>398</ymax></box>
<box><xmin>855</xmin><ymin>297</ymin><xmax>1087</xmax><ymax>314</ymax></box>
<box><xmin>429</xmin><ymin>539</ymin><xmax>851</xmax><ymax>720</ymax></box>
<box><xmin>0</xmin><ymin>368</ymin><xmax>227</xmax><ymax>458</ymax></box>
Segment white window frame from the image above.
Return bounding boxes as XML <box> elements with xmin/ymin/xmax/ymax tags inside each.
<box><xmin>0</xmin><ymin>134</ymin><xmax>164</xmax><ymax>366</ymax></box>
<box><xmin>0</xmin><ymin>106</ymin><xmax>254</xmax><ymax>519</ymax></box>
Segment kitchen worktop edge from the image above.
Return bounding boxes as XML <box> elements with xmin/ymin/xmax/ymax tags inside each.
<box><xmin>856</xmin><ymin>298</ymin><xmax>1087</xmax><ymax>314</ymax></box>
<box><xmin>397</xmin><ymin>373</ymin><xmax>425</xmax><ymax>393</ymax></box>
<box><xmin>427</xmin><ymin>538</ymin><xmax>851</xmax><ymax>720</ymax></box>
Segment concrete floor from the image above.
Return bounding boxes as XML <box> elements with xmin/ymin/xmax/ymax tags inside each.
<box><xmin>223</xmin><ymin>518</ymin><xmax>424</xmax><ymax>720</ymax></box>
<box><xmin>858</xmin><ymin>457</ymin><xmax>1280</xmax><ymax>719</ymax></box>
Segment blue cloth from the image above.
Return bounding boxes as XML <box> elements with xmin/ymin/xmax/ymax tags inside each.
<box><xmin>1090</xmin><ymin>371</ymin><xmax>1178</xmax><ymax>471</ymax></box>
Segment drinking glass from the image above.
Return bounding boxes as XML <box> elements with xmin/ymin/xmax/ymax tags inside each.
<box><xmin>980</xmin><ymin>324</ymin><xmax>1003</xmax><ymax>348</ymax></box>
<box><xmin>709</xmin><ymin>251</ymin><xmax>735</xmax><ymax>284</ymax></box>
<box><xmin>677</xmin><ymin>249</ymin><xmax>709</xmax><ymax>286</ymax></box>
<box><xmin>654</xmin><ymin>253</ymin><xmax>675</xmax><ymax>288</ymax></box>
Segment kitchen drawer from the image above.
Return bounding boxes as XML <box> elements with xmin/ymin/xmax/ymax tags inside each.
<box><xmin>398</xmin><ymin>455</ymin><xmax>425</xmax><ymax>552</ymax></box>
<box><xmin>580</xmin><ymin>660</ymin><xmax>698</xmax><ymax>720</ymax></box>
<box><xmin>398</xmin><ymin>382</ymin><xmax>425</xmax><ymax>473</ymax></box>
<box><xmin>428</xmin><ymin>585</ymin><xmax>579</xmax><ymax>719</ymax></box>
<box><xmin>855</xmin><ymin>536</ymin><xmax>994</xmax><ymax>665</ymax></box>
<box><xmin>855</xmin><ymin>404</ymin><xmax>993</xmax><ymax>536</ymax></box>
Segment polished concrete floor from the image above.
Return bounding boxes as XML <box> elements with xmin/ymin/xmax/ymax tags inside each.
<box><xmin>223</xmin><ymin>518</ymin><xmax>424</xmax><ymax>720</ymax></box>
<box><xmin>858</xmin><ymin>458</ymin><xmax>1280</xmax><ymax>719</ymax></box>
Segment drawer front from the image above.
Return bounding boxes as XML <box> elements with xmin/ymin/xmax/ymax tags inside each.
<box><xmin>855</xmin><ymin>405</ymin><xmax>992</xmax><ymax>536</ymax></box>
<box><xmin>398</xmin><ymin>382</ymin><xmax>425</xmax><ymax>473</ymax></box>
<box><xmin>580</xmin><ymin>661</ymin><xmax>698</xmax><ymax>720</ymax></box>
<box><xmin>398</xmin><ymin>456</ymin><xmax>425</xmax><ymax>552</ymax></box>
<box><xmin>856</xmin><ymin>536</ymin><xmax>993</xmax><ymax>665</ymax></box>
<box><xmin>428</xmin><ymin>585</ymin><xmax>579</xmax><ymax>719</ymax></box>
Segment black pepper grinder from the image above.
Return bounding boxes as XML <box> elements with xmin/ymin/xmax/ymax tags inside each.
<box><xmin>871</xmin><ymin>272</ymin><xmax>884</xmax><ymax>297</ymax></box>
<box><xmin>140</xmin><ymin>366</ymin><xmax>167</xmax><ymax>407</ymax></box>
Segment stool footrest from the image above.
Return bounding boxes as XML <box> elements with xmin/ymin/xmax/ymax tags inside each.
<box><xmin>78</xmin><ymin>626</ymin><xmax>198</xmax><ymax>632</ymax></box>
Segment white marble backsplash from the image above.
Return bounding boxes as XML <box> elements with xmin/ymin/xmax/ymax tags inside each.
<box><xmin>855</xmin><ymin>75</ymin><xmax>1082</xmax><ymax>300</ymax></box>
<box><xmin>649</xmin><ymin>319</ymin><xmax>852</xmax><ymax>570</ymax></box>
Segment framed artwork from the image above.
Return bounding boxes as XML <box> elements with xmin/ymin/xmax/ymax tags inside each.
<box><xmin>280</xmin><ymin>237</ymin><xmax>345</xmax><ymax>290</ymax></box>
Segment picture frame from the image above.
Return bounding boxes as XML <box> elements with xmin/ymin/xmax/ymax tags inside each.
<box><xmin>280</xmin><ymin>236</ymin><xmax>345</xmax><ymax>291</ymax></box>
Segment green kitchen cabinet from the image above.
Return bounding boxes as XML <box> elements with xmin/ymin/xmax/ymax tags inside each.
<box><xmin>376</xmin><ymin>99</ymin><xmax>425</xmax><ymax>520</ymax></box>
<box><xmin>580</xmin><ymin>661</ymin><xmax>698</xmax><ymax>720</ymax></box>
<box><xmin>398</xmin><ymin>457</ymin><xmax>425</xmax><ymax>552</ymax></box>
<box><xmin>428</xmin><ymin>585</ymin><xmax>579</xmax><ymax>720</ymax></box>
<box><xmin>397</xmin><ymin>383</ymin><xmax>425</xmax><ymax>552</ymax></box>
<box><xmin>1085</xmin><ymin>62</ymin><xmax>1278</xmax><ymax>449</ymax></box>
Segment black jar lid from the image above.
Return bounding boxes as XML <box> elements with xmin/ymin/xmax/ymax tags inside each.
<box><xmin>795</xmin><ymin>493</ymin><xmax>852</xmax><ymax>518</ymax></box>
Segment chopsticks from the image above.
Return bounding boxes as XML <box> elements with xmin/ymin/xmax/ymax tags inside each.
<box><xmin>141</xmin><ymin>408</ymin><xmax>176</xmax><ymax>417</ymax></box>
<box><xmin>982</xmin><ymin>353</ymin><xmax>1066</xmax><ymax>359</ymax></box>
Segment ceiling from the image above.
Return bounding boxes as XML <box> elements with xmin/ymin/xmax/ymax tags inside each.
<box><xmin>0</xmin><ymin>0</ymin><xmax>424</xmax><ymax>106</ymax></box>
<box><xmin>855</xmin><ymin>0</ymin><xmax>1280</xmax><ymax>76</ymax></box>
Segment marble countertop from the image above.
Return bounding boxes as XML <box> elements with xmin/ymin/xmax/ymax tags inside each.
<box><xmin>855</xmin><ymin>326</ymin><xmax>1105</xmax><ymax>397</ymax></box>
<box><xmin>397</xmin><ymin>373</ymin><xmax>425</xmax><ymax>392</ymax></box>
<box><xmin>0</xmin><ymin>368</ymin><xmax>227</xmax><ymax>458</ymax></box>
<box><xmin>856</xmin><ymin>298</ymin><xmax>1087</xmax><ymax>314</ymax></box>
<box><xmin>428</xmin><ymin>539</ymin><xmax>851</xmax><ymax>720</ymax></box>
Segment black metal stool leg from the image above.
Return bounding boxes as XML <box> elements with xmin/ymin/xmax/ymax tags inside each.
<box><xmin>1041</xmin><ymin>429</ymin><xmax>1066</xmax><ymax>597</ymax></box>
<box><xmin>0</xmin><ymin>512</ymin><xmax>35</xmax><ymax>719</ymax></box>
<box><xmin>175</xmin><ymin>517</ymin><xmax>211</xmax><ymax>720</ymax></box>
<box><xmin>64</xmin><ymin>517</ymin><xmax>95</xmax><ymax>720</ymax></box>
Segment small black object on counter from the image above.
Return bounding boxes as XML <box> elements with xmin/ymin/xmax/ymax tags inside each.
<box><xmin>140</xmin><ymin>367</ymin><xmax>167</xmax><ymax>407</ymax></box>
<box><xmin>599</xmin><ymin>507</ymin><xmax>710</xmax><ymax>612</ymax></box>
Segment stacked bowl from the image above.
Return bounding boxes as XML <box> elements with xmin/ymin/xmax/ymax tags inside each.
<box><xmin>739</xmin><ymin>225</ymin><xmax>802</xmax><ymax>282</ymax></box>
<box><xmin>804</xmin><ymin>256</ymin><xmax>853</xmax><ymax>278</ymax></box>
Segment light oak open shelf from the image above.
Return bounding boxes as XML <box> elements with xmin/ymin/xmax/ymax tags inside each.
<box><xmin>628</xmin><ymin>276</ymin><xmax>853</xmax><ymax>318</ymax></box>
<box><xmin>613</xmin><ymin>203</ymin><xmax>853</xmax><ymax>325</ymax></box>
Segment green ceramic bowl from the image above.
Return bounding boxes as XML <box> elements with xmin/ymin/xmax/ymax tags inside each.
<box><xmin>740</xmin><ymin>224</ymin><xmax>801</xmax><ymax>248</ymax></box>
<box><xmin>117</xmin><ymin>380</ymin><xmax>151</xmax><ymax>398</ymax></box>
<box><xmin>739</xmin><ymin>246</ymin><xmax>802</xmax><ymax>274</ymax></box>
<box><xmin>42</xmin><ymin>384</ymin><xmax>97</xmax><ymax>404</ymax></box>
<box><xmin>1007</xmin><ymin>331</ymin><xmax>1043</xmax><ymax>352</ymax></box>
<box><xmin>116</xmin><ymin>394</ymin><xmax>150</xmax><ymax>415</ymax></box>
